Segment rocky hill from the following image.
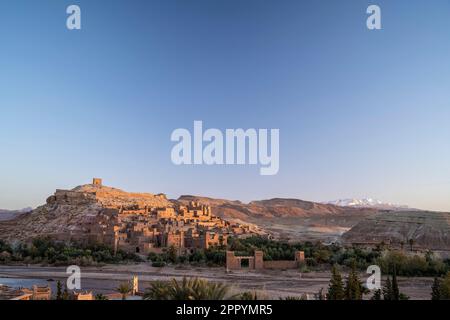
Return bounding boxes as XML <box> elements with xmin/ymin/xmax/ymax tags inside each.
<box><xmin>0</xmin><ymin>183</ymin><xmax>171</xmax><ymax>242</ymax></box>
<box><xmin>342</xmin><ymin>211</ymin><xmax>450</xmax><ymax>252</ymax></box>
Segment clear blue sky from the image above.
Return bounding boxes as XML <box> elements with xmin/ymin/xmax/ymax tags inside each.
<box><xmin>1</xmin><ymin>0</ymin><xmax>450</xmax><ymax>211</ymax></box>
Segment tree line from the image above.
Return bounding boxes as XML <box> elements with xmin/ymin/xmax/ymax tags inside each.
<box><xmin>147</xmin><ymin>236</ymin><xmax>450</xmax><ymax>278</ymax></box>
<box><xmin>0</xmin><ymin>237</ymin><xmax>142</xmax><ymax>265</ymax></box>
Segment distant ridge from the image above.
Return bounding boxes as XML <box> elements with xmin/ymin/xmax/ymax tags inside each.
<box><xmin>177</xmin><ymin>196</ymin><xmax>374</xmax><ymax>218</ymax></box>
<box><xmin>177</xmin><ymin>195</ymin><xmax>379</xmax><ymax>242</ymax></box>
<box><xmin>0</xmin><ymin>208</ymin><xmax>32</xmax><ymax>221</ymax></box>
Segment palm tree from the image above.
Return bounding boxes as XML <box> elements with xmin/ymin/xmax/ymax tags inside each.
<box><xmin>240</xmin><ymin>291</ymin><xmax>259</xmax><ymax>300</ymax></box>
<box><xmin>116</xmin><ymin>282</ymin><xmax>131</xmax><ymax>300</ymax></box>
<box><xmin>193</xmin><ymin>278</ymin><xmax>229</xmax><ymax>300</ymax></box>
<box><xmin>170</xmin><ymin>277</ymin><xmax>196</xmax><ymax>300</ymax></box>
<box><xmin>144</xmin><ymin>281</ymin><xmax>172</xmax><ymax>300</ymax></box>
<box><xmin>144</xmin><ymin>277</ymin><xmax>230</xmax><ymax>300</ymax></box>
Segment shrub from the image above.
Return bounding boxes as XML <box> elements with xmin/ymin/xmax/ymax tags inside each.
<box><xmin>152</xmin><ymin>261</ymin><xmax>166</xmax><ymax>267</ymax></box>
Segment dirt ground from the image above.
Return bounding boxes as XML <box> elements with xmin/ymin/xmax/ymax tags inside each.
<box><xmin>0</xmin><ymin>263</ymin><xmax>434</xmax><ymax>300</ymax></box>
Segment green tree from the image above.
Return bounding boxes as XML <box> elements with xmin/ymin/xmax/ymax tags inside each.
<box><xmin>440</xmin><ymin>272</ymin><xmax>450</xmax><ymax>299</ymax></box>
<box><xmin>431</xmin><ymin>277</ymin><xmax>442</xmax><ymax>300</ymax></box>
<box><xmin>370</xmin><ymin>289</ymin><xmax>382</xmax><ymax>300</ymax></box>
<box><xmin>383</xmin><ymin>266</ymin><xmax>408</xmax><ymax>300</ymax></box>
<box><xmin>56</xmin><ymin>280</ymin><xmax>63</xmax><ymax>300</ymax></box>
<box><xmin>313</xmin><ymin>249</ymin><xmax>331</xmax><ymax>264</ymax></box>
<box><xmin>117</xmin><ymin>282</ymin><xmax>131</xmax><ymax>300</ymax></box>
<box><xmin>167</xmin><ymin>245</ymin><xmax>177</xmax><ymax>263</ymax></box>
<box><xmin>345</xmin><ymin>261</ymin><xmax>363</xmax><ymax>300</ymax></box>
<box><xmin>327</xmin><ymin>265</ymin><xmax>345</xmax><ymax>300</ymax></box>
<box><xmin>143</xmin><ymin>281</ymin><xmax>171</xmax><ymax>300</ymax></box>
<box><xmin>399</xmin><ymin>293</ymin><xmax>410</xmax><ymax>300</ymax></box>
<box><xmin>95</xmin><ymin>294</ymin><xmax>108</xmax><ymax>300</ymax></box>
<box><xmin>383</xmin><ymin>276</ymin><xmax>393</xmax><ymax>300</ymax></box>
<box><xmin>391</xmin><ymin>265</ymin><xmax>400</xmax><ymax>300</ymax></box>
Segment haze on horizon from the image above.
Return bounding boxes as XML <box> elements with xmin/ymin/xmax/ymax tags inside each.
<box><xmin>1</xmin><ymin>0</ymin><xmax>450</xmax><ymax>212</ymax></box>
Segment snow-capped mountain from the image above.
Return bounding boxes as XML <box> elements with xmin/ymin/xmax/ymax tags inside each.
<box><xmin>323</xmin><ymin>198</ymin><xmax>409</xmax><ymax>210</ymax></box>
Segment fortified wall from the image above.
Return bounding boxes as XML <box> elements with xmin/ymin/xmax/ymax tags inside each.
<box><xmin>226</xmin><ymin>250</ymin><xmax>305</xmax><ymax>270</ymax></box>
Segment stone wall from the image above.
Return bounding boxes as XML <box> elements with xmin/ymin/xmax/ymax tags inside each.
<box><xmin>263</xmin><ymin>260</ymin><xmax>298</xmax><ymax>269</ymax></box>
<box><xmin>226</xmin><ymin>250</ymin><xmax>304</xmax><ymax>271</ymax></box>
<box><xmin>254</xmin><ymin>250</ymin><xmax>264</xmax><ymax>269</ymax></box>
<box><xmin>92</xmin><ymin>178</ymin><xmax>102</xmax><ymax>186</ymax></box>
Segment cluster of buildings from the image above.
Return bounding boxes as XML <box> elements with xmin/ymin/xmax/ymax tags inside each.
<box><xmin>95</xmin><ymin>201</ymin><xmax>252</xmax><ymax>255</ymax></box>
<box><xmin>0</xmin><ymin>285</ymin><xmax>52</xmax><ymax>301</ymax></box>
<box><xmin>0</xmin><ymin>276</ymin><xmax>141</xmax><ymax>301</ymax></box>
<box><xmin>73</xmin><ymin>179</ymin><xmax>254</xmax><ymax>255</ymax></box>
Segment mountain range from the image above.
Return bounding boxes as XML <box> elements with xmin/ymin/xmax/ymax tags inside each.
<box><xmin>1</xmin><ymin>182</ymin><xmax>449</xmax><ymax>252</ymax></box>
<box><xmin>176</xmin><ymin>195</ymin><xmax>378</xmax><ymax>242</ymax></box>
<box><xmin>323</xmin><ymin>198</ymin><xmax>410</xmax><ymax>210</ymax></box>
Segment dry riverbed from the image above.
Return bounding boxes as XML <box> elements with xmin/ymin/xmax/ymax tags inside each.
<box><xmin>0</xmin><ymin>264</ymin><xmax>434</xmax><ymax>299</ymax></box>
